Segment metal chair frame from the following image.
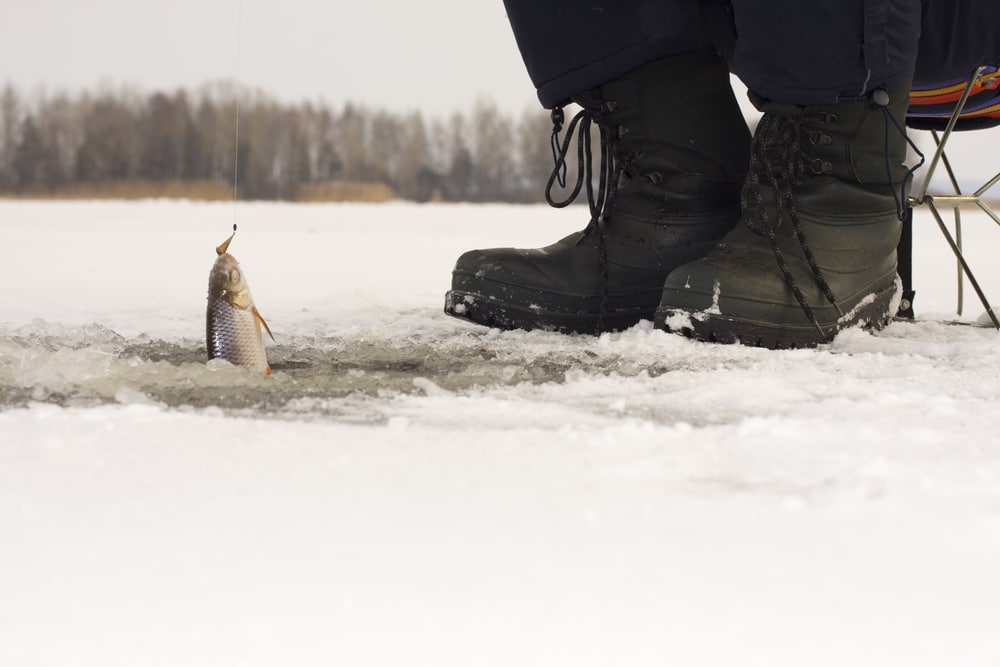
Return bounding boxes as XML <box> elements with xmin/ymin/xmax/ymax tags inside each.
<box><xmin>904</xmin><ymin>65</ymin><xmax>1000</xmax><ymax>328</ymax></box>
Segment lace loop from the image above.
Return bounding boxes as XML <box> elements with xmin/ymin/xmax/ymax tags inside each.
<box><xmin>873</xmin><ymin>94</ymin><xmax>925</xmax><ymax>221</ymax></box>
<box><xmin>544</xmin><ymin>104</ymin><xmax>625</xmax><ymax>331</ymax></box>
<box><xmin>549</xmin><ymin>107</ymin><xmax>567</xmax><ymax>189</ymax></box>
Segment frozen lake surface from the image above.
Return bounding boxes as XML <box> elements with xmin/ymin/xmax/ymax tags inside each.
<box><xmin>2</xmin><ymin>200</ymin><xmax>1000</xmax><ymax>666</ymax></box>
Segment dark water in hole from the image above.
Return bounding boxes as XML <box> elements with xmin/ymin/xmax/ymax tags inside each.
<box><xmin>0</xmin><ymin>323</ymin><xmax>688</xmax><ymax>415</ymax></box>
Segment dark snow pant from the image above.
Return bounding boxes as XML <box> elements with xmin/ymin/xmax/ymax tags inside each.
<box><xmin>504</xmin><ymin>0</ymin><xmax>1000</xmax><ymax>109</ymax></box>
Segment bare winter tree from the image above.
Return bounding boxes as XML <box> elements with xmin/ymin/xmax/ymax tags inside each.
<box><xmin>313</xmin><ymin>105</ymin><xmax>343</xmax><ymax>182</ymax></box>
<box><xmin>12</xmin><ymin>115</ymin><xmax>49</xmax><ymax>190</ymax></box>
<box><xmin>335</xmin><ymin>103</ymin><xmax>369</xmax><ymax>183</ymax></box>
<box><xmin>37</xmin><ymin>91</ymin><xmax>83</xmax><ymax>189</ymax></box>
<box><xmin>469</xmin><ymin>98</ymin><xmax>515</xmax><ymax>202</ymax></box>
<box><xmin>443</xmin><ymin>112</ymin><xmax>474</xmax><ymax>201</ymax></box>
<box><xmin>514</xmin><ymin>105</ymin><xmax>557</xmax><ymax>203</ymax></box>
<box><xmin>139</xmin><ymin>90</ymin><xmax>190</xmax><ymax>181</ymax></box>
<box><xmin>75</xmin><ymin>88</ymin><xmax>142</xmax><ymax>182</ymax></box>
<box><xmin>0</xmin><ymin>84</ymin><xmax>20</xmax><ymax>190</ymax></box>
<box><xmin>395</xmin><ymin>111</ymin><xmax>434</xmax><ymax>201</ymax></box>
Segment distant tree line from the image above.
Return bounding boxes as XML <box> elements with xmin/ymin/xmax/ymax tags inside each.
<box><xmin>0</xmin><ymin>82</ymin><xmax>569</xmax><ymax>203</ymax></box>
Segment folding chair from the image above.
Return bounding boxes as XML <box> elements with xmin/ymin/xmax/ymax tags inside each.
<box><xmin>898</xmin><ymin>66</ymin><xmax>1000</xmax><ymax>328</ymax></box>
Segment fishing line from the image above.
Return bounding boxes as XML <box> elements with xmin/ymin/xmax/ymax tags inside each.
<box><xmin>233</xmin><ymin>0</ymin><xmax>243</xmax><ymax>219</ymax></box>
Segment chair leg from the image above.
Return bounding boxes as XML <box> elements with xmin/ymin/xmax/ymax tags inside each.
<box><xmin>927</xmin><ymin>200</ymin><xmax>1000</xmax><ymax>329</ymax></box>
<box><xmin>897</xmin><ymin>206</ymin><xmax>916</xmax><ymax>320</ymax></box>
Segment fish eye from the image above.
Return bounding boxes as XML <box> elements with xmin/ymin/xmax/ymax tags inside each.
<box><xmin>229</xmin><ymin>269</ymin><xmax>241</xmax><ymax>283</ymax></box>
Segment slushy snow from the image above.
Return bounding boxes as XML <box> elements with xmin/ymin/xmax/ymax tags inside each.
<box><xmin>2</xmin><ymin>200</ymin><xmax>1000</xmax><ymax>667</ymax></box>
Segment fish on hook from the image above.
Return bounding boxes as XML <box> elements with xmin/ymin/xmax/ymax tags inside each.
<box><xmin>206</xmin><ymin>224</ymin><xmax>274</xmax><ymax>374</ymax></box>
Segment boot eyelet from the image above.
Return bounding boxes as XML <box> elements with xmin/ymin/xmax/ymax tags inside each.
<box><xmin>809</xmin><ymin>158</ymin><xmax>833</xmax><ymax>174</ymax></box>
<box><xmin>604</xmin><ymin>100</ymin><xmax>619</xmax><ymax>112</ymax></box>
<box><xmin>808</xmin><ymin>131</ymin><xmax>832</xmax><ymax>146</ymax></box>
<box><xmin>645</xmin><ymin>172</ymin><xmax>663</xmax><ymax>184</ymax></box>
<box><xmin>617</xmin><ymin>126</ymin><xmax>630</xmax><ymax>138</ymax></box>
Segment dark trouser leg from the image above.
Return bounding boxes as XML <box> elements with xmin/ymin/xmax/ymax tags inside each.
<box><xmin>504</xmin><ymin>0</ymin><xmax>1000</xmax><ymax>110</ymax></box>
<box><xmin>915</xmin><ymin>0</ymin><xmax>1000</xmax><ymax>85</ymax></box>
<box><xmin>502</xmin><ymin>0</ymin><xmax>713</xmax><ymax>108</ymax></box>
<box><xmin>726</xmin><ymin>0</ymin><xmax>920</xmax><ymax>104</ymax></box>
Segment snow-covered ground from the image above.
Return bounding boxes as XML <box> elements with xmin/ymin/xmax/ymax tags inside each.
<box><xmin>2</xmin><ymin>199</ymin><xmax>1000</xmax><ymax>666</ymax></box>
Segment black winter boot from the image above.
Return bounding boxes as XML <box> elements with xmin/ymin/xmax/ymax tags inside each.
<box><xmin>655</xmin><ymin>88</ymin><xmax>915</xmax><ymax>348</ymax></box>
<box><xmin>444</xmin><ymin>49</ymin><xmax>751</xmax><ymax>334</ymax></box>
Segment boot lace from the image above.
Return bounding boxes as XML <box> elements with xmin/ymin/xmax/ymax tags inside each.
<box><xmin>742</xmin><ymin>113</ymin><xmax>842</xmax><ymax>337</ymax></box>
<box><xmin>873</xmin><ymin>93</ymin><xmax>924</xmax><ymax>221</ymax></box>
<box><xmin>543</xmin><ymin>104</ymin><xmax>629</xmax><ymax>331</ymax></box>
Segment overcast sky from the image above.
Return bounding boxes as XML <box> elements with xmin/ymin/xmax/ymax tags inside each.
<box><xmin>0</xmin><ymin>0</ymin><xmax>538</xmax><ymax>116</ymax></box>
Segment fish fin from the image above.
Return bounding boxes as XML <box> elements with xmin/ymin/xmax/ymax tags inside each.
<box><xmin>216</xmin><ymin>224</ymin><xmax>237</xmax><ymax>255</ymax></box>
<box><xmin>254</xmin><ymin>307</ymin><xmax>275</xmax><ymax>341</ymax></box>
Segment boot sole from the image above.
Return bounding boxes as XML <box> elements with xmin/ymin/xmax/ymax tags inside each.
<box><xmin>445</xmin><ymin>289</ymin><xmax>653</xmax><ymax>335</ymax></box>
<box><xmin>653</xmin><ymin>284</ymin><xmax>898</xmax><ymax>349</ymax></box>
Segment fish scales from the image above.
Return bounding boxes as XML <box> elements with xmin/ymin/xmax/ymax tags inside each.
<box><xmin>206</xmin><ymin>226</ymin><xmax>273</xmax><ymax>374</ymax></box>
<box><xmin>207</xmin><ymin>296</ymin><xmax>270</xmax><ymax>373</ymax></box>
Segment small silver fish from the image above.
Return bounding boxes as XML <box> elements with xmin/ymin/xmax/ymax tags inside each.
<box><xmin>206</xmin><ymin>225</ymin><xmax>274</xmax><ymax>374</ymax></box>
